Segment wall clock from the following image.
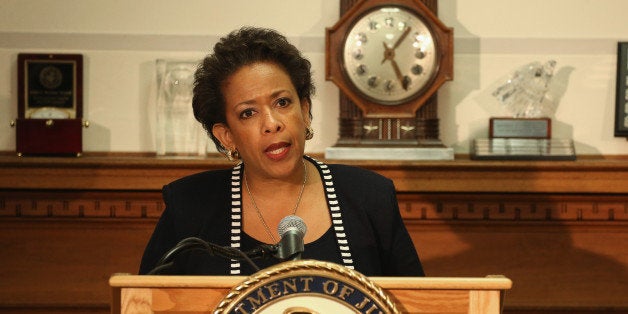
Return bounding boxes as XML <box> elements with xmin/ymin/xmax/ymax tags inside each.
<box><xmin>326</xmin><ymin>0</ymin><xmax>453</xmax><ymax>147</ymax></box>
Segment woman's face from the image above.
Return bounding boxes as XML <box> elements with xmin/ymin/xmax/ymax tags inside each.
<box><xmin>212</xmin><ymin>61</ymin><xmax>310</xmax><ymax>179</ymax></box>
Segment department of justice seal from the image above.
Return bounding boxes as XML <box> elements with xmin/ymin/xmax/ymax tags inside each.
<box><xmin>39</xmin><ymin>65</ymin><xmax>63</xmax><ymax>89</ymax></box>
<box><xmin>214</xmin><ymin>260</ymin><xmax>399</xmax><ymax>314</ymax></box>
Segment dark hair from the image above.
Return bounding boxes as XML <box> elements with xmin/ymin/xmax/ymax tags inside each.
<box><xmin>192</xmin><ymin>26</ymin><xmax>315</xmax><ymax>153</ymax></box>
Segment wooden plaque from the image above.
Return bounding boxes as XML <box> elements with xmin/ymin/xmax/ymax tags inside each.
<box><xmin>15</xmin><ymin>53</ymin><xmax>84</xmax><ymax>156</ymax></box>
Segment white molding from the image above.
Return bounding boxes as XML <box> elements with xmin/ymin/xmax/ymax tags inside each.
<box><xmin>0</xmin><ymin>32</ymin><xmax>623</xmax><ymax>55</ymax></box>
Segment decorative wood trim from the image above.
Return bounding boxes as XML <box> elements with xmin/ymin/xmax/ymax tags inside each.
<box><xmin>2</xmin><ymin>191</ymin><xmax>627</xmax><ymax>222</ymax></box>
<box><xmin>0</xmin><ymin>191</ymin><xmax>163</xmax><ymax>218</ymax></box>
<box><xmin>397</xmin><ymin>194</ymin><xmax>628</xmax><ymax>221</ymax></box>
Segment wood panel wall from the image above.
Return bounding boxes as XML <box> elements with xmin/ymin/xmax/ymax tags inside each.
<box><xmin>1</xmin><ymin>155</ymin><xmax>627</xmax><ymax>313</ymax></box>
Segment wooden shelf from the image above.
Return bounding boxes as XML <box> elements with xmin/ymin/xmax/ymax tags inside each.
<box><xmin>1</xmin><ymin>154</ymin><xmax>627</xmax><ymax>193</ymax></box>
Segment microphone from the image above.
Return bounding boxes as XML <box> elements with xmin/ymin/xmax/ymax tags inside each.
<box><xmin>275</xmin><ymin>215</ymin><xmax>307</xmax><ymax>261</ymax></box>
<box><xmin>146</xmin><ymin>216</ymin><xmax>307</xmax><ymax>274</ymax></box>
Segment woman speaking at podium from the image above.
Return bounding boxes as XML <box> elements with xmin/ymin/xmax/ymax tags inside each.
<box><xmin>139</xmin><ymin>27</ymin><xmax>424</xmax><ymax>277</ymax></box>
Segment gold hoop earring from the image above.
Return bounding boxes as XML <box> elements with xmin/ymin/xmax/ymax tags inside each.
<box><xmin>225</xmin><ymin>148</ymin><xmax>240</xmax><ymax>162</ymax></box>
<box><xmin>305</xmin><ymin>126</ymin><xmax>314</xmax><ymax>140</ymax></box>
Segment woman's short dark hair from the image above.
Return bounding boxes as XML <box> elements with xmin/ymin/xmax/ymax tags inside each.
<box><xmin>192</xmin><ymin>26</ymin><xmax>315</xmax><ymax>153</ymax></box>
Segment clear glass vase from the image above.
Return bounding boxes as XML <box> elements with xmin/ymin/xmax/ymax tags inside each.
<box><xmin>155</xmin><ymin>59</ymin><xmax>207</xmax><ymax>156</ymax></box>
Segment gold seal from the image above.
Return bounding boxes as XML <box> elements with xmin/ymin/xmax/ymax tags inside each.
<box><xmin>214</xmin><ymin>260</ymin><xmax>398</xmax><ymax>314</ymax></box>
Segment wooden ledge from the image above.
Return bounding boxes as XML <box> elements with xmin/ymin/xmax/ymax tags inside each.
<box><xmin>109</xmin><ymin>273</ymin><xmax>513</xmax><ymax>290</ymax></box>
<box><xmin>0</xmin><ymin>154</ymin><xmax>627</xmax><ymax>193</ymax></box>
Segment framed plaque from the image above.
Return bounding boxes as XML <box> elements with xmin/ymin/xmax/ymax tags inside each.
<box><xmin>615</xmin><ymin>42</ymin><xmax>628</xmax><ymax>137</ymax></box>
<box><xmin>15</xmin><ymin>53</ymin><xmax>84</xmax><ymax>156</ymax></box>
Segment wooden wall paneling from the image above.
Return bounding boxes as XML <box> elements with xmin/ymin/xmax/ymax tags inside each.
<box><xmin>0</xmin><ymin>190</ymin><xmax>161</xmax><ymax>313</ymax></box>
<box><xmin>0</xmin><ymin>155</ymin><xmax>627</xmax><ymax>313</ymax></box>
<box><xmin>405</xmin><ymin>221</ymin><xmax>628</xmax><ymax>309</ymax></box>
<box><xmin>398</xmin><ymin>193</ymin><xmax>628</xmax><ymax>311</ymax></box>
<box><xmin>0</xmin><ymin>218</ymin><xmax>156</xmax><ymax>312</ymax></box>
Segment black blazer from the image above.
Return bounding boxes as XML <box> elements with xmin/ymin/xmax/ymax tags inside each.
<box><xmin>139</xmin><ymin>157</ymin><xmax>424</xmax><ymax>277</ymax></box>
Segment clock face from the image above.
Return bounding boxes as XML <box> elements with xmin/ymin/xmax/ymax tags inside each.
<box><xmin>342</xmin><ymin>6</ymin><xmax>438</xmax><ymax>105</ymax></box>
<box><xmin>29</xmin><ymin>107</ymin><xmax>72</xmax><ymax>119</ymax></box>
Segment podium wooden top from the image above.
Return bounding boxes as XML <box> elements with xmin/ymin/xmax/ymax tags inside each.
<box><xmin>109</xmin><ymin>273</ymin><xmax>513</xmax><ymax>290</ymax></box>
<box><xmin>110</xmin><ymin>273</ymin><xmax>512</xmax><ymax>314</ymax></box>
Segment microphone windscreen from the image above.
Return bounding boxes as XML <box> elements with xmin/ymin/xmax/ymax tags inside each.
<box><xmin>277</xmin><ymin>215</ymin><xmax>307</xmax><ymax>237</ymax></box>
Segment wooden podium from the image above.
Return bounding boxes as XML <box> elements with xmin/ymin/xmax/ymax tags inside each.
<box><xmin>110</xmin><ymin>262</ymin><xmax>512</xmax><ymax>314</ymax></box>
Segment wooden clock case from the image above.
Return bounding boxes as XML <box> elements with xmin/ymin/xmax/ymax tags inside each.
<box><xmin>15</xmin><ymin>53</ymin><xmax>84</xmax><ymax>156</ymax></box>
<box><xmin>326</xmin><ymin>0</ymin><xmax>453</xmax><ymax>147</ymax></box>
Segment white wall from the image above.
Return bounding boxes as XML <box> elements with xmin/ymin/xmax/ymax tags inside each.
<box><xmin>1</xmin><ymin>0</ymin><xmax>627</xmax><ymax>155</ymax></box>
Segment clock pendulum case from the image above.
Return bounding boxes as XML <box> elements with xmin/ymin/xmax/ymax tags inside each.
<box><xmin>326</xmin><ymin>0</ymin><xmax>453</xmax><ymax>148</ymax></box>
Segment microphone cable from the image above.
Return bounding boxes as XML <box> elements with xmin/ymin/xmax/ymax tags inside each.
<box><xmin>147</xmin><ymin>237</ymin><xmax>278</xmax><ymax>275</ymax></box>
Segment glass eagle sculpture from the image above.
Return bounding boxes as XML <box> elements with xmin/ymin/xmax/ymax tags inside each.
<box><xmin>492</xmin><ymin>60</ymin><xmax>557</xmax><ymax>118</ymax></box>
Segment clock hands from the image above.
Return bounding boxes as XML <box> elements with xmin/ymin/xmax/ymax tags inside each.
<box><xmin>381</xmin><ymin>41</ymin><xmax>393</xmax><ymax>64</ymax></box>
<box><xmin>381</xmin><ymin>42</ymin><xmax>407</xmax><ymax>89</ymax></box>
<box><xmin>393</xmin><ymin>26</ymin><xmax>412</xmax><ymax>50</ymax></box>
<box><xmin>381</xmin><ymin>27</ymin><xmax>412</xmax><ymax>91</ymax></box>
<box><xmin>390</xmin><ymin>59</ymin><xmax>407</xmax><ymax>90</ymax></box>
